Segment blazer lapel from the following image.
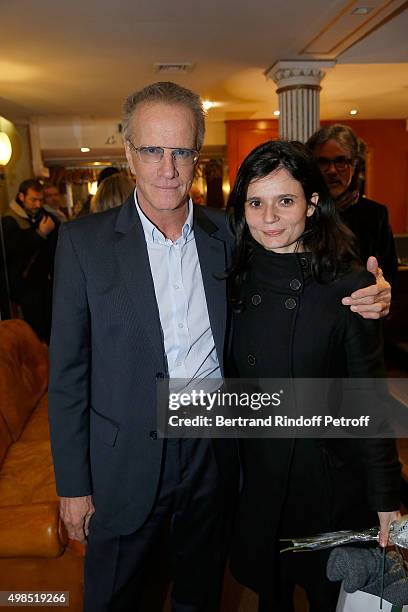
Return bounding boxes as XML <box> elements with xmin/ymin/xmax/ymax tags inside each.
<box><xmin>114</xmin><ymin>199</ymin><xmax>166</xmax><ymax>369</ymax></box>
<box><xmin>194</xmin><ymin>207</ymin><xmax>228</xmax><ymax>372</ymax></box>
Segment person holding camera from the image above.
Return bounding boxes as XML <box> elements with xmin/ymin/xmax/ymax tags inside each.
<box><xmin>2</xmin><ymin>178</ymin><xmax>58</xmax><ymax>342</ymax></box>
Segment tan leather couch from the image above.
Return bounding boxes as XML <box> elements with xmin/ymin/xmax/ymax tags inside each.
<box><xmin>0</xmin><ymin>320</ymin><xmax>83</xmax><ymax>610</ymax></box>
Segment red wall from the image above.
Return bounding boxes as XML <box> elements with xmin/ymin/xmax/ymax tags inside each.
<box><xmin>226</xmin><ymin>120</ymin><xmax>279</xmax><ymax>187</ymax></box>
<box><xmin>226</xmin><ymin>119</ymin><xmax>408</xmax><ymax>233</ymax></box>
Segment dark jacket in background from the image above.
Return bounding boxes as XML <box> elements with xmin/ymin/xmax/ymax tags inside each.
<box><xmin>342</xmin><ymin>196</ymin><xmax>398</xmax><ymax>284</ymax></box>
<box><xmin>1</xmin><ymin>201</ymin><xmax>58</xmax><ymax>340</ymax></box>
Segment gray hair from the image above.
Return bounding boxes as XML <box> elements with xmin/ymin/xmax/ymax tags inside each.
<box><xmin>306</xmin><ymin>124</ymin><xmax>367</xmax><ymax>193</ymax></box>
<box><xmin>122</xmin><ymin>81</ymin><xmax>205</xmax><ymax>150</ymax></box>
<box><xmin>306</xmin><ymin>123</ymin><xmax>365</xmax><ymax>162</ymax></box>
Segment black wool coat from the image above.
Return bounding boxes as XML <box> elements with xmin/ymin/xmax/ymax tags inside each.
<box><xmin>228</xmin><ymin>243</ymin><xmax>400</xmax><ymax>594</ymax></box>
<box><xmin>341</xmin><ymin>196</ymin><xmax>398</xmax><ymax>284</ymax></box>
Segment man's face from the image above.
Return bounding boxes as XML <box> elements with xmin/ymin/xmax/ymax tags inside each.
<box><xmin>44</xmin><ymin>186</ymin><xmax>61</xmax><ymax>209</ymax></box>
<box><xmin>312</xmin><ymin>139</ymin><xmax>355</xmax><ymax>199</ymax></box>
<box><xmin>20</xmin><ymin>188</ymin><xmax>44</xmax><ymax>216</ymax></box>
<box><xmin>125</xmin><ymin>102</ymin><xmax>197</xmax><ymax>219</ymax></box>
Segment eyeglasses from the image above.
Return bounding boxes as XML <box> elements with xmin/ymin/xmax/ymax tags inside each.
<box><xmin>316</xmin><ymin>156</ymin><xmax>353</xmax><ymax>172</ymax></box>
<box><xmin>127</xmin><ymin>140</ymin><xmax>199</xmax><ymax>166</ymax></box>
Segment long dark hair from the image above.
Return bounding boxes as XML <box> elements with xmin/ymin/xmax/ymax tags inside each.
<box><xmin>226</xmin><ymin>140</ymin><xmax>358</xmax><ymax>305</ymax></box>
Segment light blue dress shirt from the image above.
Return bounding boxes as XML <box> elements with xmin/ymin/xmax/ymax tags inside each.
<box><xmin>134</xmin><ymin>192</ymin><xmax>221</xmax><ymax>384</ymax></box>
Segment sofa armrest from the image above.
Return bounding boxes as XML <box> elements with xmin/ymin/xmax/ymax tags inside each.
<box><xmin>0</xmin><ymin>502</ymin><xmax>67</xmax><ymax>558</ymax></box>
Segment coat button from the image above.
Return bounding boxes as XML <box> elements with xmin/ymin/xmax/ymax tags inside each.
<box><xmin>156</xmin><ymin>372</ymin><xmax>165</xmax><ymax>379</ymax></box>
<box><xmin>150</xmin><ymin>430</ymin><xmax>158</xmax><ymax>440</ymax></box>
<box><xmin>247</xmin><ymin>354</ymin><xmax>256</xmax><ymax>366</ymax></box>
<box><xmin>300</xmin><ymin>256</ymin><xmax>308</xmax><ymax>269</ymax></box>
<box><xmin>290</xmin><ymin>279</ymin><xmax>302</xmax><ymax>291</ymax></box>
<box><xmin>284</xmin><ymin>298</ymin><xmax>297</xmax><ymax>310</ymax></box>
<box><xmin>251</xmin><ymin>294</ymin><xmax>262</xmax><ymax>306</ymax></box>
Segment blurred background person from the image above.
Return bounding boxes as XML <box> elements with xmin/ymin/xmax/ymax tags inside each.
<box><xmin>96</xmin><ymin>165</ymin><xmax>120</xmax><ymax>186</ymax></box>
<box><xmin>43</xmin><ymin>181</ymin><xmax>68</xmax><ymax>222</ymax></box>
<box><xmin>90</xmin><ymin>173</ymin><xmax>135</xmax><ymax>213</ymax></box>
<box><xmin>190</xmin><ymin>184</ymin><xmax>205</xmax><ymax>205</ymax></box>
<box><xmin>76</xmin><ymin>167</ymin><xmax>122</xmax><ymax>218</ymax></box>
<box><xmin>71</xmin><ymin>200</ymin><xmax>84</xmax><ymax>218</ymax></box>
<box><xmin>307</xmin><ymin>124</ymin><xmax>398</xmax><ymax>284</ymax></box>
<box><xmin>1</xmin><ymin>179</ymin><xmax>58</xmax><ymax>342</ymax></box>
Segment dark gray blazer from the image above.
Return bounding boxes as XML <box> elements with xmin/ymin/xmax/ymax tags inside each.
<box><xmin>48</xmin><ymin>198</ymin><xmax>238</xmax><ymax>535</ymax></box>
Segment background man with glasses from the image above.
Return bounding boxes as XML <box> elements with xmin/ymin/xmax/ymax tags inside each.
<box><xmin>48</xmin><ymin>84</ymin><xmax>391</xmax><ymax>611</ymax></box>
<box><xmin>307</xmin><ymin>123</ymin><xmax>398</xmax><ymax>283</ymax></box>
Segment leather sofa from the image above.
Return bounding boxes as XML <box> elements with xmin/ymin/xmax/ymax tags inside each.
<box><xmin>0</xmin><ymin>319</ymin><xmax>83</xmax><ymax>610</ymax></box>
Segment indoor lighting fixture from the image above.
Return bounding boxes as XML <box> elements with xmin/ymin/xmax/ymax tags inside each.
<box><xmin>273</xmin><ymin>110</ymin><xmax>280</xmax><ymax>117</ymax></box>
<box><xmin>0</xmin><ymin>132</ymin><xmax>12</xmax><ymax>166</ymax></box>
<box><xmin>202</xmin><ymin>100</ymin><xmax>222</xmax><ymax>112</ymax></box>
<box><xmin>88</xmin><ymin>181</ymin><xmax>98</xmax><ymax>195</ymax></box>
<box><xmin>349</xmin><ymin>109</ymin><xmax>358</xmax><ymax>116</ymax></box>
<box><xmin>81</xmin><ymin>147</ymin><xmax>90</xmax><ymax>153</ymax></box>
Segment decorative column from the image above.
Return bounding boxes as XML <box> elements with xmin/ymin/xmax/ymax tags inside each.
<box><xmin>265</xmin><ymin>60</ymin><xmax>335</xmax><ymax>142</ymax></box>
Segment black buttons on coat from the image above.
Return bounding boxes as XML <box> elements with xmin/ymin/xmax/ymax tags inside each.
<box><xmin>290</xmin><ymin>279</ymin><xmax>302</xmax><ymax>291</ymax></box>
<box><xmin>251</xmin><ymin>294</ymin><xmax>262</xmax><ymax>306</ymax></box>
<box><xmin>149</xmin><ymin>430</ymin><xmax>158</xmax><ymax>440</ymax></box>
<box><xmin>300</xmin><ymin>257</ymin><xmax>308</xmax><ymax>269</ymax></box>
<box><xmin>247</xmin><ymin>354</ymin><xmax>256</xmax><ymax>366</ymax></box>
<box><xmin>156</xmin><ymin>372</ymin><xmax>165</xmax><ymax>379</ymax></box>
<box><xmin>284</xmin><ymin>298</ymin><xmax>297</xmax><ymax>310</ymax></box>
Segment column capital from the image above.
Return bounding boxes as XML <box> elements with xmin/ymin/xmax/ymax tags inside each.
<box><xmin>265</xmin><ymin>60</ymin><xmax>336</xmax><ymax>90</ymax></box>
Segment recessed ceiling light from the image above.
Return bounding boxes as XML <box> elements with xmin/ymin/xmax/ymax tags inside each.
<box><xmin>81</xmin><ymin>147</ymin><xmax>90</xmax><ymax>153</ymax></box>
<box><xmin>349</xmin><ymin>109</ymin><xmax>358</xmax><ymax>116</ymax></box>
<box><xmin>273</xmin><ymin>110</ymin><xmax>280</xmax><ymax>117</ymax></box>
<box><xmin>351</xmin><ymin>7</ymin><xmax>372</xmax><ymax>15</ymax></box>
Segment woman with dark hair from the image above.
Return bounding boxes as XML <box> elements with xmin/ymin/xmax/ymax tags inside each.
<box><xmin>226</xmin><ymin>140</ymin><xmax>400</xmax><ymax>611</ymax></box>
<box><xmin>306</xmin><ymin>124</ymin><xmax>398</xmax><ymax>283</ymax></box>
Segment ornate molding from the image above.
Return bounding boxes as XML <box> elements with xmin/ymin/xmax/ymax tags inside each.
<box><xmin>265</xmin><ymin>60</ymin><xmax>336</xmax><ymax>90</ymax></box>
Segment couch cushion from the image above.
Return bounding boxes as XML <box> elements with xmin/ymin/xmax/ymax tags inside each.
<box><xmin>20</xmin><ymin>395</ymin><xmax>50</xmax><ymax>442</ymax></box>
<box><xmin>0</xmin><ymin>320</ymin><xmax>48</xmax><ymax>441</ymax></box>
<box><xmin>0</xmin><ymin>413</ymin><xmax>12</xmax><ymax>468</ymax></box>
<box><xmin>0</xmin><ymin>439</ymin><xmax>57</xmax><ymax>506</ymax></box>
<box><xmin>0</xmin><ymin>502</ymin><xmax>65</xmax><ymax>558</ymax></box>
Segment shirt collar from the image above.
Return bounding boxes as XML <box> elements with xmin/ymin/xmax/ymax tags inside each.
<box><xmin>134</xmin><ymin>189</ymin><xmax>193</xmax><ymax>245</ymax></box>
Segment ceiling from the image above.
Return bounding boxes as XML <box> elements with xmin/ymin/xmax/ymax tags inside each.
<box><xmin>0</xmin><ymin>0</ymin><xmax>407</xmax><ymax>124</ymax></box>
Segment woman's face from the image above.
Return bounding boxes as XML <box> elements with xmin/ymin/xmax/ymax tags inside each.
<box><xmin>244</xmin><ymin>167</ymin><xmax>316</xmax><ymax>253</ymax></box>
<box><xmin>312</xmin><ymin>138</ymin><xmax>355</xmax><ymax>199</ymax></box>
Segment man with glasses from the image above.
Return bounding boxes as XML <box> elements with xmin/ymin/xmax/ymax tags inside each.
<box><xmin>307</xmin><ymin>124</ymin><xmax>398</xmax><ymax>283</ymax></box>
<box><xmin>49</xmin><ymin>82</ymin><xmax>239</xmax><ymax>612</ymax></box>
<box><xmin>49</xmin><ymin>85</ymin><xmax>391</xmax><ymax>611</ymax></box>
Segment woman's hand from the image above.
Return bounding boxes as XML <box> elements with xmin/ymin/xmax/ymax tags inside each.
<box><xmin>378</xmin><ymin>510</ymin><xmax>401</xmax><ymax>547</ymax></box>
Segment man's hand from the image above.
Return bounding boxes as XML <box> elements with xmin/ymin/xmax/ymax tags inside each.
<box><xmin>59</xmin><ymin>495</ymin><xmax>95</xmax><ymax>543</ymax></box>
<box><xmin>341</xmin><ymin>256</ymin><xmax>391</xmax><ymax>319</ymax></box>
<box><xmin>38</xmin><ymin>215</ymin><xmax>55</xmax><ymax>236</ymax></box>
<box><xmin>378</xmin><ymin>510</ymin><xmax>400</xmax><ymax>547</ymax></box>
